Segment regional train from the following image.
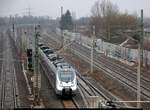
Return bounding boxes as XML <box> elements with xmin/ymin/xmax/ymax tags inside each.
<box><xmin>39</xmin><ymin>43</ymin><xmax>78</xmax><ymax>96</ymax></box>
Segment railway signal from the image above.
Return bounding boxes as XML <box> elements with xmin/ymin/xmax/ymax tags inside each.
<box><xmin>27</xmin><ymin>49</ymin><xmax>33</xmax><ymax>71</ymax></box>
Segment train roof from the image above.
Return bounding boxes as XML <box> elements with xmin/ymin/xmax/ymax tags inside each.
<box><xmin>39</xmin><ymin>44</ymin><xmax>74</xmax><ymax>72</ymax></box>
<box><xmin>57</xmin><ymin>62</ymin><xmax>72</xmax><ymax>69</ymax></box>
<box><xmin>53</xmin><ymin>59</ymin><xmax>64</xmax><ymax>66</ymax></box>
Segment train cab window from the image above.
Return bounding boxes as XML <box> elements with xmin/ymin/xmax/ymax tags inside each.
<box><xmin>38</xmin><ymin>43</ymin><xmax>44</xmax><ymax>47</ymax></box>
<box><xmin>44</xmin><ymin>49</ymin><xmax>54</xmax><ymax>55</ymax></box>
<box><xmin>58</xmin><ymin>71</ymin><xmax>75</xmax><ymax>82</ymax></box>
<box><xmin>41</xmin><ymin>46</ymin><xmax>49</xmax><ymax>50</ymax></box>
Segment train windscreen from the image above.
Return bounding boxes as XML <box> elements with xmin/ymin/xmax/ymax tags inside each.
<box><xmin>58</xmin><ymin>71</ymin><xmax>75</xmax><ymax>82</ymax></box>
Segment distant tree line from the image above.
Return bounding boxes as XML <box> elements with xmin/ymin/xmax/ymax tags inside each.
<box><xmin>60</xmin><ymin>10</ymin><xmax>73</xmax><ymax>31</ymax></box>
<box><xmin>89</xmin><ymin>0</ymin><xmax>140</xmax><ymax>43</ymax></box>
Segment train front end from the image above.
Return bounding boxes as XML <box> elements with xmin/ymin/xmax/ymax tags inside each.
<box><xmin>55</xmin><ymin>66</ymin><xmax>77</xmax><ymax>96</ymax></box>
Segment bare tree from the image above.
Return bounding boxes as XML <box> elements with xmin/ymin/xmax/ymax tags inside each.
<box><xmin>90</xmin><ymin>0</ymin><xmax>119</xmax><ymax>40</ymax></box>
<box><xmin>90</xmin><ymin>0</ymin><xmax>138</xmax><ymax>43</ymax></box>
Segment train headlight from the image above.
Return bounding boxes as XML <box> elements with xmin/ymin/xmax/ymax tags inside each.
<box><xmin>60</xmin><ymin>82</ymin><xmax>63</xmax><ymax>87</ymax></box>
<box><xmin>71</xmin><ymin>84</ymin><xmax>77</xmax><ymax>90</ymax></box>
<box><xmin>57</xmin><ymin>83</ymin><xmax>63</xmax><ymax>90</ymax></box>
<box><xmin>71</xmin><ymin>81</ymin><xmax>76</xmax><ymax>87</ymax></box>
<box><xmin>57</xmin><ymin>85</ymin><xmax>62</xmax><ymax>91</ymax></box>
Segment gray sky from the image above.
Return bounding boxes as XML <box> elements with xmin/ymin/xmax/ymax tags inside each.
<box><xmin>0</xmin><ymin>0</ymin><xmax>150</xmax><ymax>18</ymax></box>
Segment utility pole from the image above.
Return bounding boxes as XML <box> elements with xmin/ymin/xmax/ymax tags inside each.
<box><xmin>61</xmin><ymin>6</ymin><xmax>64</xmax><ymax>48</ymax></box>
<box><xmin>33</xmin><ymin>24</ymin><xmax>41</xmax><ymax>106</ymax></box>
<box><xmin>12</xmin><ymin>16</ymin><xmax>15</xmax><ymax>38</ymax></box>
<box><xmin>137</xmin><ymin>9</ymin><xmax>143</xmax><ymax>108</ymax></box>
<box><xmin>91</xmin><ymin>26</ymin><xmax>95</xmax><ymax>73</ymax></box>
<box><xmin>141</xmin><ymin>9</ymin><xmax>144</xmax><ymax>66</ymax></box>
<box><xmin>137</xmin><ymin>42</ymin><xmax>141</xmax><ymax>108</ymax></box>
<box><xmin>24</xmin><ymin>31</ymin><xmax>27</xmax><ymax>51</ymax></box>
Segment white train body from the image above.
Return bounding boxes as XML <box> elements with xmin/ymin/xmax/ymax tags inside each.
<box><xmin>39</xmin><ymin>46</ymin><xmax>77</xmax><ymax>96</ymax></box>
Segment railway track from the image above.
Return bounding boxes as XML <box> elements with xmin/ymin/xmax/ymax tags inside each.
<box><xmin>41</xmin><ymin>32</ymin><xmax>130</xmax><ymax>108</ymax></box>
<box><xmin>44</xmin><ymin>31</ymin><xmax>150</xmax><ymax>85</ymax></box>
<box><xmin>74</xmin><ymin>42</ymin><xmax>150</xmax><ymax>84</ymax></box>
<box><xmin>39</xmin><ymin>36</ymin><xmax>109</xmax><ymax>108</ymax></box>
<box><xmin>39</xmin><ymin>42</ymin><xmax>114</xmax><ymax>108</ymax></box>
<box><xmin>63</xmin><ymin>50</ymin><xmax>134</xmax><ymax>108</ymax></box>
<box><xmin>42</xmin><ymin>33</ymin><xmax>62</xmax><ymax>50</ymax></box>
<box><xmin>77</xmin><ymin>71</ymin><xmax>130</xmax><ymax>108</ymax></box>
<box><xmin>62</xmin><ymin>98</ymin><xmax>78</xmax><ymax>108</ymax></box>
<box><xmin>77</xmin><ymin>72</ymin><xmax>102</xmax><ymax>97</ymax></box>
<box><xmin>41</xmin><ymin>31</ymin><xmax>150</xmax><ymax>107</ymax></box>
<box><xmin>0</xmin><ymin>32</ymin><xmax>4</xmax><ymax>74</ymax></box>
<box><xmin>102</xmin><ymin>55</ymin><xmax>150</xmax><ymax>82</ymax></box>
<box><xmin>44</xmin><ymin>30</ymin><xmax>149</xmax><ymax>80</ymax></box>
<box><xmin>60</xmin><ymin>58</ymin><xmax>122</xmax><ymax>107</ymax></box>
<box><xmin>9</xmin><ymin>29</ymin><xmax>31</xmax><ymax>108</ymax></box>
<box><xmin>77</xmin><ymin>73</ymin><xmax>122</xmax><ymax>108</ymax></box>
<box><xmin>40</xmin><ymin>59</ymin><xmax>79</xmax><ymax>108</ymax></box>
<box><xmin>0</xmin><ymin>63</ymin><xmax>6</xmax><ymax>109</ymax></box>
<box><xmin>71</xmin><ymin>43</ymin><xmax>150</xmax><ymax>100</ymax></box>
<box><xmin>0</xmin><ymin>33</ymin><xmax>18</xmax><ymax>109</ymax></box>
<box><xmin>99</xmin><ymin>55</ymin><xmax>150</xmax><ymax>83</ymax></box>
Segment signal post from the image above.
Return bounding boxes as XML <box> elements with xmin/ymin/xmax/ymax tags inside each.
<box><xmin>33</xmin><ymin>25</ymin><xmax>42</xmax><ymax>107</ymax></box>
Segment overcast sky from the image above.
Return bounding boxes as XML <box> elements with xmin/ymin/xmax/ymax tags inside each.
<box><xmin>0</xmin><ymin>0</ymin><xmax>150</xmax><ymax>18</ymax></box>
